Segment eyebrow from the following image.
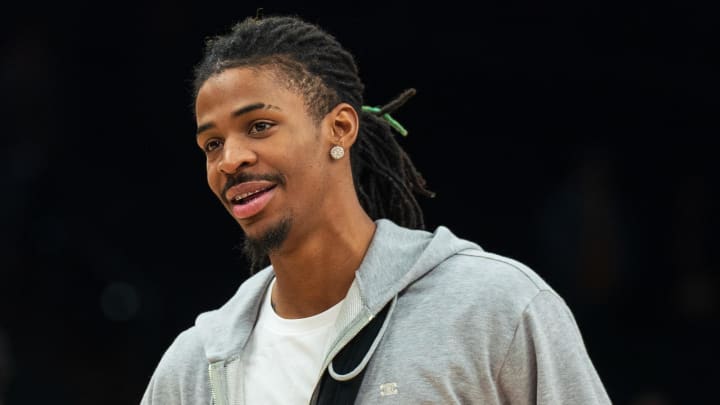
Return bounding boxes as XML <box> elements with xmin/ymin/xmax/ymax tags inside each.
<box><xmin>196</xmin><ymin>103</ymin><xmax>281</xmax><ymax>137</ymax></box>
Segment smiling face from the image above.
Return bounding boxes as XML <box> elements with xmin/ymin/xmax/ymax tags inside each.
<box><xmin>195</xmin><ymin>66</ymin><xmax>342</xmax><ymax>251</ymax></box>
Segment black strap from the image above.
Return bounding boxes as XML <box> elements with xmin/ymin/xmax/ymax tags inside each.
<box><xmin>315</xmin><ymin>302</ymin><xmax>392</xmax><ymax>405</ymax></box>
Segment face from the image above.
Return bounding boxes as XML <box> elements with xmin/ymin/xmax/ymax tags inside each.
<box><xmin>195</xmin><ymin>66</ymin><xmax>336</xmax><ymax>250</ymax></box>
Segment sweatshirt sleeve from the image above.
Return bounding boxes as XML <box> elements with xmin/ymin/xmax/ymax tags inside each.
<box><xmin>496</xmin><ymin>290</ymin><xmax>612</xmax><ymax>405</ymax></box>
<box><xmin>140</xmin><ymin>327</ymin><xmax>212</xmax><ymax>405</ymax></box>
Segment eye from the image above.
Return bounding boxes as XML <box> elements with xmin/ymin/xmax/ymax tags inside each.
<box><xmin>249</xmin><ymin>121</ymin><xmax>274</xmax><ymax>136</ymax></box>
<box><xmin>204</xmin><ymin>138</ymin><xmax>223</xmax><ymax>153</ymax></box>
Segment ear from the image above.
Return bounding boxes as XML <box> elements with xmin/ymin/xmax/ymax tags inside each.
<box><xmin>324</xmin><ymin>102</ymin><xmax>359</xmax><ymax>149</ymax></box>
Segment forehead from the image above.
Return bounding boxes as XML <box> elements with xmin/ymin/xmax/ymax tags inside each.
<box><xmin>195</xmin><ymin>67</ymin><xmax>278</xmax><ymax>103</ymax></box>
<box><xmin>196</xmin><ymin>67</ymin><xmax>291</xmax><ymax>109</ymax></box>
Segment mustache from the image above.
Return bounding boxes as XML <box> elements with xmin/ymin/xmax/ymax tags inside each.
<box><xmin>221</xmin><ymin>171</ymin><xmax>286</xmax><ymax>202</ymax></box>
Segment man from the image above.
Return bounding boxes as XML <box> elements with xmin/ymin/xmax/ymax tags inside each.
<box><xmin>141</xmin><ymin>13</ymin><xmax>612</xmax><ymax>404</ymax></box>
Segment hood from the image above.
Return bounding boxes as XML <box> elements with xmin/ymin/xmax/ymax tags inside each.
<box><xmin>353</xmin><ymin>219</ymin><xmax>482</xmax><ymax>314</ymax></box>
<box><xmin>195</xmin><ymin>218</ymin><xmax>482</xmax><ymax>362</ymax></box>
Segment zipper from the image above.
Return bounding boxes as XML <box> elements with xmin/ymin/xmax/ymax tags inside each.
<box><xmin>209</xmin><ymin>361</ymin><xmax>229</xmax><ymax>405</ymax></box>
<box><xmin>328</xmin><ymin>296</ymin><xmax>397</xmax><ymax>381</ymax></box>
<box><xmin>321</xmin><ymin>307</ymin><xmax>375</xmax><ymax>374</ymax></box>
<box><xmin>309</xmin><ymin>307</ymin><xmax>375</xmax><ymax>404</ymax></box>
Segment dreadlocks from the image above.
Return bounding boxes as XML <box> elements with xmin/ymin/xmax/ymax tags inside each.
<box><xmin>351</xmin><ymin>88</ymin><xmax>436</xmax><ymax>228</ymax></box>
<box><xmin>193</xmin><ymin>14</ymin><xmax>435</xmax><ymax>270</ymax></box>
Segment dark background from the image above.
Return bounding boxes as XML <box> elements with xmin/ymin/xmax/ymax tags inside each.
<box><xmin>1</xmin><ymin>1</ymin><xmax>718</xmax><ymax>404</ymax></box>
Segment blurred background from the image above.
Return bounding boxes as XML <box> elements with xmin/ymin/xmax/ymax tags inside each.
<box><xmin>1</xmin><ymin>1</ymin><xmax>717</xmax><ymax>404</ymax></box>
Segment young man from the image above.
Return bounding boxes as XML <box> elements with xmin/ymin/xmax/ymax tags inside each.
<box><xmin>141</xmin><ymin>13</ymin><xmax>612</xmax><ymax>405</ymax></box>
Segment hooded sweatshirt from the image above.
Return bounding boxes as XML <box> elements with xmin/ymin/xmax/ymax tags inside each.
<box><xmin>141</xmin><ymin>219</ymin><xmax>611</xmax><ymax>404</ymax></box>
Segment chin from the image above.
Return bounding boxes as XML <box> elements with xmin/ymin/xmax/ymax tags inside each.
<box><xmin>242</xmin><ymin>216</ymin><xmax>292</xmax><ymax>253</ymax></box>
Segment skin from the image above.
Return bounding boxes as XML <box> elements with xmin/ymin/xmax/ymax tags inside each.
<box><xmin>195</xmin><ymin>66</ymin><xmax>376</xmax><ymax>319</ymax></box>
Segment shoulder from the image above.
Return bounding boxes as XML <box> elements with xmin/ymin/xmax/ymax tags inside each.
<box><xmin>141</xmin><ymin>326</ymin><xmax>210</xmax><ymax>404</ymax></box>
<box><xmin>141</xmin><ymin>269</ymin><xmax>275</xmax><ymax>404</ymax></box>
<box><xmin>156</xmin><ymin>326</ymin><xmax>207</xmax><ymax>371</ymax></box>
<box><xmin>411</xmin><ymin>248</ymin><xmax>564</xmax><ymax>323</ymax></box>
<box><xmin>423</xmin><ymin>247</ymin><xmax>559</xmax><ymax>309</ymax></box>
<box><xmin>453</xmin><ymin>249</ymin><xmax>554</xmax><ymax>290</ymax></box>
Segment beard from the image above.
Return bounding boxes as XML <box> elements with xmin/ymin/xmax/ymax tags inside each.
<box><xmin>241</xmin><ymin>216</ymin><xmax>292</xmax><ymax>274</ymax></box>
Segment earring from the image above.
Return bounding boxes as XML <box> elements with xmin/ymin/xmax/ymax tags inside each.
<box><xmin>329</xmin><ymin>145</ymin><xmax>345</xmax><ymax>160</ymax></box>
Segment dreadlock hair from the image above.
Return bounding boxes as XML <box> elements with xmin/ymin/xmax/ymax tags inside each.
<box><xmin>193</xmin><ymin>14</ymin><xmax>435</xmax><ymax>270</ymax></box>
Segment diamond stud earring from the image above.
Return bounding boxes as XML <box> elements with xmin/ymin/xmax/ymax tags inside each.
<box><xmin>330</xmin><ymin>145</ymin><xmax>345</xmax><ymax>160</ymax></box>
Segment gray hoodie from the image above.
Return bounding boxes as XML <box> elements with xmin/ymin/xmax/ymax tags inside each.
<box><xmin>141</xmin><ymin>219</ymin><xmax>612</xmax><ymax>404</ymax></box>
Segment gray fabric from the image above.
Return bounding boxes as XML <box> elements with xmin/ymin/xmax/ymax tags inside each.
<box><xmin>141</xmin><ymin>219</ymin><xmax>611</xmax><ymax>404</ymax></box>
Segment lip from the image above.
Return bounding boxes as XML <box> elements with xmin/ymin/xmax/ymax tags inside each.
<box><xmin>227</xmin><ymin>182</ymin><xmax>277</xmax><ymax>220</ymax></box>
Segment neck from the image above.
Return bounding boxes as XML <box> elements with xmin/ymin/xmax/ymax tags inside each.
<box><xmin>268</xmin><ymin>206</ymin><xmax>376</xmax><ymax>319</ymax></box>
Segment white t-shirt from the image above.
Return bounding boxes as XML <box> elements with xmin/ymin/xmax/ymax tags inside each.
<box><xmin>239</xmin><ymin>278</ymin><xmax>344</xmax><ymax>404</ymax></box>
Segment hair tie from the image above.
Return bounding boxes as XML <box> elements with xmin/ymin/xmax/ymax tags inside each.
<box><xmin>361</xmin><ymin>106</ymin><xmax>408</xmax><ymax>136</ymax></box>
<box><xmin>362</xmin><ymin>88</ymin><xmax>416</xmax><ymax>137</ymax></box>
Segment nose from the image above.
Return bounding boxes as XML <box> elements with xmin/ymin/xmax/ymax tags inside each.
<box><xmin>217</xmin><ymin>137</ymin><xmax>257</xmax><ymax>175</ymax></box>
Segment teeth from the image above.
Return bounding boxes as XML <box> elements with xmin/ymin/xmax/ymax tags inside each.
<box><xmin>232</xmin><ymin>188</ymin><xmax>264</xmax><ymax>203</ymax></box>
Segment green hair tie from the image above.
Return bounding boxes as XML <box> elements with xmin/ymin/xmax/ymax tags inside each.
<box><xmin>361</xmin><ymin>105</ymin><xmax>409</xmax><ymax>137</ymax></box>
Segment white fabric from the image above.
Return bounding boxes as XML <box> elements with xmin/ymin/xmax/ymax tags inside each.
<box><xmin>240</xmin><ymin>278</ymin><xmax>344</xmax><ymax>404</ymax></box>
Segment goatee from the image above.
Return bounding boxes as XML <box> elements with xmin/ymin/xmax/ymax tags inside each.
<box><xmin>242</xmin><ymin>216</ymin><xmax>292</xmax><ymax>274</ymax></box>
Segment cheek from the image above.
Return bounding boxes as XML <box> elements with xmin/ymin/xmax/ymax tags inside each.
<box><xmin>280</xmin><ymin>150</ymin><xmax>326</xmax><ymax>199</ymax></box>
<box><xmin>299</xmin><ymin>160</ymin><xmax>333</xmax><ymax>203</ymax></box>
